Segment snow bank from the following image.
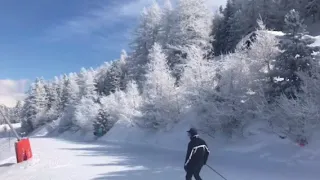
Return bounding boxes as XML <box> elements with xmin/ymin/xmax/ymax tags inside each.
<box><xmin>102</xmin><ymin>116</ymin><xmax>320</xmax><ymax>167</ymax></box>
<box><xmin>101</xmin><ymin>120</ymin><xmax>189</xmax><ymax>151</ymax></box>
<box><xmin>310</xmin><ymin>35</ymin><xmax>320</xmax><ymax>47</ymax></box>
<box><xmin>100</xmin><ymin>111</ymin><xmax>202</xmax><ymax>151</ymax></box>
<box><xmin>266</xmin><ymin>30</ymin><xmax>285</xmax><ymax>36</ymax></box>
<box><xmin>29</xmin><ymin>120</ymin><xmax>59</xmax><ymax>137</ymax></box>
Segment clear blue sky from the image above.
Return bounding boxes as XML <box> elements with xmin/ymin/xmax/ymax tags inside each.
<box><xmin>0</xmin><ymin>0</ymin><xmax>144</xmax><ymax>80</ymax></box>
<box><xmin>0</xmin><ymin>0</ymin><xmax>226</xmax><ymax>81</ymax></box>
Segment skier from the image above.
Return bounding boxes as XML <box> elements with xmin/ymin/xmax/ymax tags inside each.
<box><xmin>184</xmin><ymin>128</ymin><xmax>210</xmax><ymax>180</ymax></box>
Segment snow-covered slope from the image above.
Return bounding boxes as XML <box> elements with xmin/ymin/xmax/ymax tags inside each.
<box><xmin>1</xmin><ymin>113</ymin><xmax>320</xmax><ymax>179</ymax></box>
<box><xmin>104</xmin><ymin>117</ymin><xmax>320</xmax><ymax>166</ymax></box>
<box><xmin>0</xmin><ymin>136</ymin><xmax>319</xmax><ymax>180</ymax></box>
<box><xmin>0</xmin><ymin>123</ymin><xmax>21</xmax><ymax>168</ymax></box>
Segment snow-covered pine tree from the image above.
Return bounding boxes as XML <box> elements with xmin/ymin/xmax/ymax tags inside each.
<box><xmin>20</xmin><ymin>78</ymin><xmax>47</xmax><ymax>132</ymax></box>
<box><xmin>167</xmin><ymin>0</ymin><xmax>212</xmax><ymax>81</ymax></box>
<box><xmin>77</xmin><ymin>67</ymin><xmax>97</xmax><ymax>99</ymax></box>
<box><xmin>97</xmin><ymin>89</ymin><xmax>126</xmax><ymax>130</ymax></box>
<box><xmin>159</xmin><ymin>0</ymin><xmax>174</xmax><ymax>48</ymax></box>
<box><xmin>43</xmin><ymin>80</ymin><xmax>60</xmax><ymax>122</ymax></box>
<box><xmin>271</xmin><ymin>9</ymin><xmax>320</xmax><ymax>98</ymax></box>
<box><xmin>93</xmin><ymin>107</ymin><xmax>111</xmax><ymax>136</ymax></box>
<box><xmin>271</xmin><ymin>55</ymin><xmax>320</xmax><ymax>142</ymax></box>
<box><xmin>128</xmin><ymin>2</ymin><xmax>162</xmax><ymax>87</ymax></box>
<box><xmin>73</xmin><ymin>97</ymin><xmax>100</xmax><ymax>131</ymax></box>
<box><xmin>0</xmin><ymin>105</ymin><xmax>14</xmax><ymax>124</ymax></box>
<box><xmin>95</xmin><ymin>62</ymin><xmax>112</xmax><ymax>96</ymax></box>
<box><xmin>60</xmin><ymin>74</ymin><xmax>79</xmax><ymax>111</ymax></box>
<box><xmin>52</xmin><ymin>76</ymin><xmax>63</xmax><ymax>113</ymax></box>
<box><xmin>73</xmin><ymin>68</ymin><xmax>100</xmax><ymax>131</ymax></box>
<box><xmin>95</xmin><ymin>50</ymin><xmax>128</xmax><ymax>96</ymax></box>
<box><xmin>21</xmin><ymin>87</ymin><xmax>36</xmax><ymax>133</ymax></box>
<box><xmin>44</xmin><ymin>81</ymin><xmax>55</xmax><ymax>111</ymax></box>
<box><xmin>11</xmin><ymin>101</ymin><xmax>22</xmax><ymax>123</ymax></box>
<box><xmin>122</xmin><ymin>80</ymin><xmax>142</xmax><ymax>123</ymax></box>
<box><xmin>272</xmin><ymin>0</ymin><xmax>306</xmax><ymax>30</ymax></box>
<box><xmin>245</xmin><ymin>19</ymin><xmax>281</xmax><ymax>92</ymax></box>
<box><xmin>141</xmin><ymin>43</ymin><xmax>180</xmax><ymax>129</ymax></box>
<box><xmin>59</xmin><ymin>73</ymin><xmax>80</xmax><ymax>128</ymax></box>
<box><xmin>180</xmin><ymin>45</ymin><xmax>217</xmax><ymax>105</ymax></box>
<box><xmin>77</xmin><ymin>68</ymin><xmax>88</xmax><ymax>97</ymax></box>
<box><xmin>35</xmin><ymin>78</ymin><xmax>48</xmax><ymax>112</ymax></box>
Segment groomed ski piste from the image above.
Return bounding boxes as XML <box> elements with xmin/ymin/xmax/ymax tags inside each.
<box><xmin>0</xmin><ymin>117</ymin><xmax>320</xmax><ymax>180</ymax></box>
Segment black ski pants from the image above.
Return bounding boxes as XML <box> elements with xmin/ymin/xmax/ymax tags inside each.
<box><xmin>185</xmin><ymin>164</ymin><xmax>203</xmax><ymax>180</ymax></box>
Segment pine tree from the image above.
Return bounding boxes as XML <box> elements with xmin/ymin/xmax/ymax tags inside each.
<box><xmin>20</xmin><ymin>78</ymin><xmax>48</xmax><ymax>132</ymax></box>
<box><xmin>258</xmin><ymin>0</ymin><xmax>286</xmax><ymax>30</ymax></box>
<box><xmin>53</xmin><ymin>76</ymin><xmax>63</xmax><ymax>113</ymax></box>
<box><xmin>11</xmin><ymin>101</ymin><xmax>22</xmax><ymax>123</ymax></box>
<box><xmin>95</xmin><ymin>62</ymin><xmax>112</xmax><ymax>96</ymax></box>
<box><xmin>0</xmin><ymin>105</ymin><xmax>14</xmax><ymax>124</ymax></box>
<box><xmin>35</xmin><ymin>78</ymin><xmax>48</xmax><ymax>112</ymax></box>
<box><xmin>44</xmin><ymin>80</ymin><xmax>60</xmax><ymax>122</ymax></box>
<box><xmin>212</xmin><ymin>0</ymin><xmax>236</xmax><ymax>55</ymax></box>
<box><xmin>104</xmin><ymin>60</ymin><xmax>125</xmax><ymax>95</ymax></box>
<box><xmin>272</xmin><ymin>9</ymin><xmax>320</xmax><ymax>98</ymax></box>
<box><xmin>74</xmin><ymin>97</ymin><xmax>100</xmax><ymax>131</ymax></box>
<box><xmin>128</xmin><ymin>2</ymin><xmax>162</xmax><ymax>86</ymax></box>
<box><xmin>123</xmin><ymin>80</ymin><xmax>142</xmax><ymax>122</ymax></box>
<box><xmin>61</xmin><ymin>74</ymin><xmax>80</xmax><ymax>111</ymax></box>
<box><xmin>226</xmin><ymin>10</ymin><xmax>246</xmax><ymax>53</ymax></box>
<box><xmin>59</xmin><ymin>73</ymin><xmax>80</xmax><ymax>127</ymax></box>
<box><xmin>44</xmin><ymin>81</ymin><xmax>56</xmax><ymax>111</ymax></box>
<box><xmin>160</xmin><ymin>0</ymin><xmax>174</xmax><ymax>48</ymax></box>
<box><xmin>77</xmin><ymin>68</ymin><xmax>88</xmax><ymax>97</ymax></box>
<box><xmin>141</xmin><ymin>43</ymin><xmax>180</xmax><ymax>129</ymax></box>
<box><xmin>93</xmin><ymin>108</ymin><xmax>111</xmax><ymax>136</ymax></box>
<box><xmin>246</xmin><ymin>19</ymin><xmax>281</xmax><ymax>87</ymax></box>
<box><xmin>241</xmin><ymin>0</ymin><xmax>259</xmax><ymax>32</ymax></box>
<box><xmin>181</xmin><ymin>45</ymin><xmax>217</xmax><ymax>105</ymax></box>
<box><xmin>167</xmin><ymin>0</ymin><xmax>212</xmax><ymax>81</ymax></box>
<box><xmin>78</xmin><ymin>68</ymin><xmax>97</xmax><ymax>99</ymax></box>
<box><xmin>143</xmin><ymin>43</ymin><xmax>176</xmax><ymax>97</ymax></box>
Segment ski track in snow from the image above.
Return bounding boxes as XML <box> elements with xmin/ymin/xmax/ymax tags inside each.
<box><xmin>0</xmin><ymin>137</ymin><xmax>319</xmax><ymax>180</ymax></box>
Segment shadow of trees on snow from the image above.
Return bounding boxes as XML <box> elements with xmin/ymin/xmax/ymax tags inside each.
<box><xmin>60</xmin><ymin>141</ymin><xmax>185</xmax><ymax>180</ymax></box>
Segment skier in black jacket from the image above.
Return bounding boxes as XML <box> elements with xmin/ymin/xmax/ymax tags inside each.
<box><xmin>184</xmin><ymin>128</ymin><xmax>210</xmax><ymax>180</ymax></box>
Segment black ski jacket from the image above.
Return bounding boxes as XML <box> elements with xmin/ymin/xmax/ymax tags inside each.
<box><xmin>184</xmin><ymin>135</ymin><xmax>210</xmax><ymax>169</ymax></box>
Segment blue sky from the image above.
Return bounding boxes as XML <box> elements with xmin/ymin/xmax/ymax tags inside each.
<box><xmin>0</xmin><ymin>0</ymin><xmax>226</xmax><ymax>107</ymax></box>
<box><xmin>0</xmin><ymin>0</ymin><xmax>143</xmax><ymax>81</ymax></box>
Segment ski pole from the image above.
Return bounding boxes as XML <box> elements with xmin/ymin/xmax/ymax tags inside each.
<box><xmin>206</xmin><ymin>164</ymin><xmax>228</xmax><ymax>180</ymax></box>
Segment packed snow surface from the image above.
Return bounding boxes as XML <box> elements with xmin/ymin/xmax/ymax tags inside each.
<box><xmin>0</xmin><ymin>122</ymin><xmax>320</xmax><ymax>180</ymax></box>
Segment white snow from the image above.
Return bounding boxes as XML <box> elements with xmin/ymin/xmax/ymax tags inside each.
<box><xmin>266</xmin><ymin>30</ymin><xmax>285</xmax><ymax>36</ymax></box>
<box><xmin>0</xmin><ymin>135</ymin><xmax>319</xmax><ymax>179</ymax></box>
<box><xmin>0</xmin><ymin>123</ymin><xmax>21</xmax><ymax>167</ymax></box>
<box><xmin>310</xmin><ymin>35</ymin><xmax>320</xmax><ymax>47</ymax></box>
<box><xmin>0</xmin><ymin>121</ymin><xmax>319</xmax><ymax>180</ymax></box>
